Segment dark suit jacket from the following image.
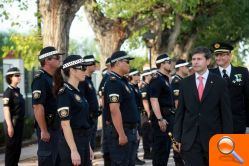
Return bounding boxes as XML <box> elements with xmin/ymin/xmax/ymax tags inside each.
<box><xmin>173</xmin><ymin>72</ymin><xmax>233</xmax><ymax>152</ymax></box>
<box><xmin>210</xmin><ymin>66</ymin><xmax>249</xmax><ymax>132</ymax></box>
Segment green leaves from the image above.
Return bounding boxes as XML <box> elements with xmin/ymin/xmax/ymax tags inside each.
<box><xmin>1</xmin><ymin>31</ymin><xmax>42</xmax><ymax>70</ymax></box>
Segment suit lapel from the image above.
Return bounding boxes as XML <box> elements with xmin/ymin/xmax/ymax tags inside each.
<box><xmin>201</xmin><ymin>73</ymin><xmax>214</xmax><ymax>102</ymax></box>
<box><xmin>190</xmin><ymin>74</ymin><xmax>199</xmax><ymax>102</ymax></box>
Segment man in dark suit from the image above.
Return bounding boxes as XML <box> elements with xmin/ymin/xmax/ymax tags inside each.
<box><xmin>173</xmin><ymin>47</ymin><xmax>233</xmax><ymax>166</ymax></box>
<box><xmin>210</xmin><ymin>42</ymin><xmax>249</xmax><ymax>134</ymax></box>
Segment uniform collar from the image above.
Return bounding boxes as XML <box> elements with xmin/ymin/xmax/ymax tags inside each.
<box><xmin>64</xmin><ymin>82</ymin><xmax>80</xmax><ymax>92</ymax></box>
<box><xmin>218</xmin><ymin>64</ymin><xmax>231</xmax><ymax>76</ymax></box>
<box><xmin>41</xmin><ymin>69</ymin><xmax>52</xmax><ymax>77</ymax></box>
<box><xmin>110</xmin><ymin>71</ymin><xmax>122</xmax><ymax>79</ymax></box>
<box><xmin>174</xmin><ymin>74</ymin><xmax>183</xmax><ymax>80</ymax></box>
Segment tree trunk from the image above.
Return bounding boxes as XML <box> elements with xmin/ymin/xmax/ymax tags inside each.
<box><xmin>83</xmin><ymin>0</ymin><xmax>129</xmax><ymax>67</ymax></box>
<box><xmin>39</xmin><ymin>0</ymin><xmax>83</xmax><ymax>58</ymax></box>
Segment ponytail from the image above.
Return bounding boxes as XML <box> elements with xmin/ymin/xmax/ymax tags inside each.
<box><xmin>53</xmin><ymin>66</ymin><xmax>64</xmax><ymax>96</ymax></box>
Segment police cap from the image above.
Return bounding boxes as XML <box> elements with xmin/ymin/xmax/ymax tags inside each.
<box><xmin>38</xmin><ymin>46</ymin><xmax>64</xmax><ymax>60</ymax></box>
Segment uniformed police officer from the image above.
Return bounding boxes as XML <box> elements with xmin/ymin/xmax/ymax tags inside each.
<box><xmin>3</xmin><ymin>67</ymin><xmax>25</xmax><ymax>166</ymax></box>
<box><xmin>78</xmin><ymin>55</ymin><xmax>100</xmax><ymax>150</ymax></box>
<box><xmin>140</xmin><ymin>69</ymin><xmax>153</xmax><ymax>160</ymax></box>
<box><xmin>98</xmin><ymin>58</ymin><xmax>112</xmax><ymax>166</ymax></box>
<box><xmin>128</xmin><ymin>69</ymin><xmax>146</xmax><ymax>165</ymax></box>
<box><xmin>103</xmin><ymin>51</ymin><xmax>140</xmax><ymax>165</ymax></box>
<box><xmin>53</xmin><ymin>55</ymin><xmax>93</xmax><ymax>166</ymax></box>
<box><xmin>31</xmin><ymin>46</ymin><xmax>64</xmax><ymax>165</ymax></box>
<box><xmin>149</xmin><ymin>53</ymin><xmax>174</xmax><ymax>166</ymax></box>
<box><xmin>210</xmin><ymin>42</ymin><xmax>249</xmax><ymax>133</ymax></box>
<box><xmin>171</xmin><ymin>60</ymin><xmax>189</xmax><ymax>166</ymax></box>
<box><xmin>171</xmin><ymin>59</ymin><xmax>189</xmax><ymax>108</ymax></box>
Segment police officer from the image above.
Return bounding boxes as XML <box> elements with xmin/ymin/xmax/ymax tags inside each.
<box><xmin>31</xmin><ymin>46</ymin><xmax>63</xmax><ymax>165</ymax></box>
<box><xmin>171</xmin><ymin>59</ymin><xmax>190</xmax><ymax>108</ymax></box>
<box><xmin>53</xmin><ymin>55</ymin><xmax>93</xmax><ymax>166</ymax></box>
<box><xmin>98</xmin><ymin>57</ymin><xmax>112</xmax><ymax>166</ymax></box>
<box><xmin>171</xmin><ymin>60</ymin><xmax>189</xmax><ymax>166</ymax></box>
<box><xmin>140</xmin><ymin>69</ymin><xmax>153</xmax><ymax>160</ymax></box>
<box><xmin>78</xmin><ymin>55</ymin><xmax>100</xmax><ymax>150</ymax></box>
<box><xmin>149</xmin><ymin>53</ymin><xmax>174</xmax><ymax>165</ymax></box>
<box><xmin>103</xmin><ymin>51</ymin><xmax>140</xmax><ymax>165</ymax></box>
<box><xmin>210</xmin><ymin>42</ymin><xmax>249</xmax><ymax>133</ymax></box>
<box><xmin>128</xmin><ymin>69</ymin><xmax>146</xmax><ymax>165</ymax></box>
<box><xmin>3</xmin><ymin>67</ymin><xmax>25</xmax><ymax>166</ymax></box>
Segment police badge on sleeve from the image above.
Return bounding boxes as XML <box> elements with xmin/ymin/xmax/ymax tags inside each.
<box><xmin>32</xmin><ymin>90</ymin><xmax>41</xmax><ymax>99</ymax></box>
<box><xmin>58</xmin><ymin>107</ymin><xmax>69</xmax><ymax>118</ymax></box>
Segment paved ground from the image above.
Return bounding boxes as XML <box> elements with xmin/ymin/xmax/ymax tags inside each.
<box><xmin>0</xmin><ymin>141</ymin><xmax>175</xmax><ymax>166</ymax></box>
<box><xmin>1</xmin><ymin>128</ymin><xmax>248</xmax><ymax>166</ymax></box>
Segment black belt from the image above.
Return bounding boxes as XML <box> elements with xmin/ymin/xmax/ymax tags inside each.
<box><xmin>106</xmin><ymin>122</ymin><xmax>138</xmax><ymax>129</ymax></box>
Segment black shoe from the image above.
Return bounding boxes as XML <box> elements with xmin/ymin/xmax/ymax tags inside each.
<box><xmin>135</xmin><ymin>157</ymin><xmax>146</xmax><ymax>165</ymax></box>
<box><xmin>143</xmin><ymin>153</ymin><xmax>152</xmax><ymax>160</ymax></box>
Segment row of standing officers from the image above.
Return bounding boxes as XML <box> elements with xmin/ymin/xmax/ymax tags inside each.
<box><xmin>2</xmin><ymin>42</ymin><xmax>249</xmax><ymax>166</ymax></box>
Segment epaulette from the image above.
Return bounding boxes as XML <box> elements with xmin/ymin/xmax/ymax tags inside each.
<box><xmin>58</xmin><ymin>86</ymin><xmax>65</xmax><ymax>95</ymax></box>
<box><xmin>172</xmin><ymin>77</ymin><xmax>180</xmax><ymax>83</ymax></box>
<box><xmin>110</xmin><ymin>76</ymin><xmax>117</xmax><ymax>81</ymax></box>
<box><xmin>152</xmin><ymin>73</ymin><xmax>158</xmax><ymax>79</ymax></box>
<box><xmin>34</xmin><ymin>70</ymin><xmax>44</xmax><ymax>79</ymax></box>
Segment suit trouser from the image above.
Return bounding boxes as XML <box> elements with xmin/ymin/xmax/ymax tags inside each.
<box><xmin>89</xmin><ymin>118</ymin><xmax>98</xmax><ymax>150</ymax></box>
<box><xmin>181</xmin><ymin>129</ymin><xmax>208</xmax><ymax>166</ymax></box>
<box><xmin>102</xmin><ymin>120</ymin><xmax>111</xmax><ymax>166</ymax></box>
<box><xmin>141</xmin><ymin>121</ymin><xmax>152</xmax><ymax>154</ymax></box>
<box><xmin>107</xmin><ymin>125</ymin><xmax>137</xmax><ymax>166</ymax></box>
<box><xmin>151</xmin><ymin>115</ymin><xmax>173</xmax><ymax>166</ymax></box>
<box><xmin>4</xmin><ymin>119</ymin><xmax>24</xmax><ymax>166</ymax></box>
<box><xmin>36</xmin><ymin>127</ymin><xmax>60</xmax><ymax>166</ymax></box>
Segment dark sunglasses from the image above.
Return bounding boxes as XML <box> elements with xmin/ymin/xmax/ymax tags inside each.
<box><xmin>122</xmin><ymin>60</ymin><xmax>130</xmax><ymax>64</ymax></box>
<box><xmin>13</xmin><ymin>74</ymin><xmax>21</xmax><ymax>77</ymax></box>
<box><xmin>51</xmin><ymin>55</ymin><xmax>61</xmax><ymax>60</ymax></box>
<box><xmin>73</xmin><ymin>66</ymin><xmax>87</xmax><ymax>71</ymax></box>
<box><xmin>164</xmin><ymin>60</ymin><xmax>171</xmax><ymax>64</ymax></box>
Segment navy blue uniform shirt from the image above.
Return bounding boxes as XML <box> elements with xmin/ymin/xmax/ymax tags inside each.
<box><xmin>31</xmin><ymin>69</ymin><xmax>57</xmax><ymax>115</ymax></box>
<box><xmin>149</xmin><ymin>71</ymin><xmax>174</xmax><ymax>108</ymax></box>
<box><xmin>104</xmin><ymin>72</ymin><xmax>139</xmax><ymax>124</ymax></box>
<box><xmin>3</xmin><ymin>85</ymin><xmax>25</xmax><ymax>119</ymax></box>
<box><xmin>79</xmin><ymin>76</ymin><xmax>99</xmax><ymax>118</ymax></box>
<box><xmin>99</xmin><ymin>72</ymin><xmax>111</xmax><ymax>121</ymax></box>
<box><xmin>171</xmin><ymin>74</ymin><xmax>183</xmax><ymax>102</ymax></box>
<box><xmin>140</xmin><ymin>82</ymin><xmax>151</xmax><ymax>107</ymax></box>
<box><xmin>57</xmin><ymin>82</ymin><xmax>90</xmax><ymax>129</ymax></box>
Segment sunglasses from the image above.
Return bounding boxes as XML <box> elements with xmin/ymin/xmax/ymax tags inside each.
<box><xmin>51</xmin><ymin>55</ymin><xmax>61</xmax><ymax>60</ymax></box>
<box><xmin>122</xmin><ymin>60</ymin><xmax>130</xmax><ymax>64</ymax></box>
<box><xmin>165</xmin><ymin>60</ymin><xmax>171</xmax><ymax>64</ymax></box>
<box><xmin>13</xmin><ymin>74</ymin><xmax>21</xmax><ymax>77</ymax></box>
<box><xmin>73</xmin><ymin>66</ymin><xmax>87</xmax><ymax>71</ymax></box>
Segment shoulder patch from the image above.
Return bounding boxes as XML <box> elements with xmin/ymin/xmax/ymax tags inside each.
<box><xmin>141</xmin><ymin>92</ymin><xmax>147</xmax><ymax>98</ymax></box>
<box><xmin>173</xmin><ymin>90</ymin><xmax>180</xmax><ymax>96</ymax></box>
<box><xmin>58</xmin><ymin>107</ymin><xmax>69</xmax><ymax>118</ymax></box>
<box><xmin>109</xmin><ymin>94</ymin><xmax>119</xmax><ymax>103</ymax></box>
<box><xmin>32</xmin><ymin>90</ymin><xmax>41</xmax><ymax>99</ymax></box>
<box><xmin>3</xmin><ymin>98</ymin><xmax>9</xmax><ymax>105</ymax></box>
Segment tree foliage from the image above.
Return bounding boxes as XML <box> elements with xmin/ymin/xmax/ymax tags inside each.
<box><xmin>1</xmin><ymin>31</ymin><xmax>42</xmax><ymax>70</ymax></box>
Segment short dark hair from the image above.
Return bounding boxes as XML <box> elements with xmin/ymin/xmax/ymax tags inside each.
<box><xmin>5</xmin><ymin>75</ymin><xmax>13</xmax><ymax>84</ymax></box>
<box><xmin>190</xmin><ymin>46</ymin><xmax>212</xmax><ymax>59</ymax></box>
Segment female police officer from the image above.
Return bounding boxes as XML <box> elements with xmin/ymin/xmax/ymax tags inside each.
<box><xmin>3</xmin><ymin>67</ymin><xmax>25</xmax><ymax>166</ymax></box>
<box><xmin>53</xmin><ymin>55</ymin><xmax>93</xmax><ymax>166</ymax></box>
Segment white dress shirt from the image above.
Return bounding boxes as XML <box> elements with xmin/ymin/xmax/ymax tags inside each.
<box><xmin>195</xmin><ymin>69</ymin><xmax>209</xmax><ymax>88</ymax></box>
<box><xmin>219</xmin><ymin>64</ymin><xmax>231</xmax><ymax>77</ymax></box>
